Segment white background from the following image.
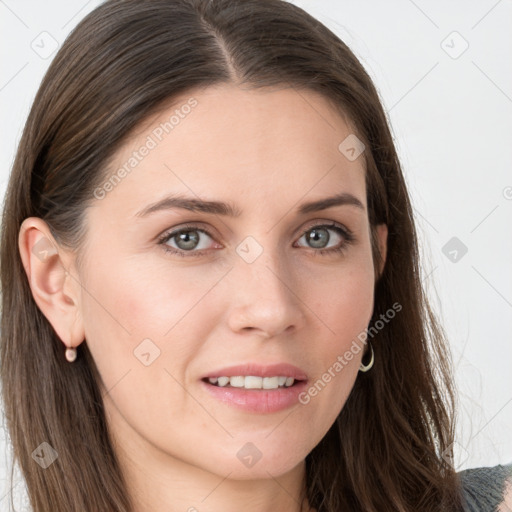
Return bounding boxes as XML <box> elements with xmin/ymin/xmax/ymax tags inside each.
<box><xmin>1</xmin><ymin>0</ymin><xmax>511</xmax><ymax>508</ymax></box>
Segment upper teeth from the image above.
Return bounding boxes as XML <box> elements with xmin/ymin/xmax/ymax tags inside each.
<box><xmin>208</xmin><ymin>376</ymin><xmax>295</xmax><ymax>389</ymax></box>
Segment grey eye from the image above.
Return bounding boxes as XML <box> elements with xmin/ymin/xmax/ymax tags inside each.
<box><xmin>163</xmin><ymin>228</ymin><xmax>213</xmax><ymax>252</ymax></box>
<box><xmin>174</xmin><ymin>230</ymin><xmax>201</xmax><ymax>250</ymax></box>
<box><xmin>304</xmin><ymin>227</ymin><xmax>331</xmax><ymax>249</ymax></box>
<box><xmin>296</xmin><ymin>225</ymin><xmax>345</xmax><ymax>250</ymax></box>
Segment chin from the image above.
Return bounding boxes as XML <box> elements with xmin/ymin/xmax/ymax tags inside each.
<box><xmin>199</xmin><ymin>441</ymin><xmax>308</xmax><ymax>480</ymax></box>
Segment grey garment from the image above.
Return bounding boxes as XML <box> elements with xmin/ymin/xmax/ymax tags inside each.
<box><xmin>458</xmin><ymin>462</ymin><xmax>512</xmax><ymax>511</ymax></box>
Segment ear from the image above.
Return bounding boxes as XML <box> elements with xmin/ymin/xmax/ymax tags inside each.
<box><xmin>374</xmin><ymin>223</ymin><xmax>388</xmax><ymax>278</ymax></box>
<box><xmin>18</xmin><ymin>217</ymin><xmax>85</xmax><ymax>351</ymax></box>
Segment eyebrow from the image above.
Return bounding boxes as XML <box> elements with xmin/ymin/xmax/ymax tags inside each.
<box><xmin>134</xmin><ymin>191</ymin><xmax>365</xmax><ymax>218</ymax></box>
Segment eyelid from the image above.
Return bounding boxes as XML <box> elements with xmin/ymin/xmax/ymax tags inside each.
<box><xmin>158</xmin><ymin>219</ymin><xmax>352</xmax><ymax>241</ymax></box>
<box><xmin>298</xmin><ymin>218</ymin><xmax>351</xmax><ymax>236</ymax></box>
<box><xmin>156</xmin><ymin>222</ymin><xmax>221</xmax><ymax>249</ymax></box>
<box><xmin>157</xmin><ymin>219</ymin><xmax>355</xmax><ymax>255</ymax></box>
<box><xmin>156</xmin><ymin>221</ymin><xmax>216</xmax><ymax>241</ymax></box>
<box><xmin>293</xmin><ymin>220</ymin><xmax>355</xmax><ymax>248</ymax></box>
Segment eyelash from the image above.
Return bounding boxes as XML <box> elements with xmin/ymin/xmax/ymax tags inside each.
<box><xmin>157</xmin><ymin>221</ymin><xmax>355</xmax><ymax>258</ymax></box>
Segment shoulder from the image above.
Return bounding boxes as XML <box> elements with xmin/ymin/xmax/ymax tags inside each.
<box><xmin>457</xmin><ymin>462</ymin><xmax>512</xmax><ymax>512</ymax></box>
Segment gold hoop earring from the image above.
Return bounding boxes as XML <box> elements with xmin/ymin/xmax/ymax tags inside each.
<box><xmin>359</xmin><ymin>342</ymin><xmax>374</xmax><ymax>372</ymax></box>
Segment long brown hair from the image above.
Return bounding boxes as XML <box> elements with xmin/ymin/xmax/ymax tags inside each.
<box><xmin>0</xmin><ymin>0</ymin><xmax>464</xmax><ymax>510</ymax></box>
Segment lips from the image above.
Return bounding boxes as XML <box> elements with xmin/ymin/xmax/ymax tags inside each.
<box><xmin>200</xmin><ymin>375</ymin><xmax>309</xmax><ymax>413</ymax></box>
<box><xmin>201</xmin><ymin>362</ymin><xmax>308</xmax><ymax>381</ymax></box>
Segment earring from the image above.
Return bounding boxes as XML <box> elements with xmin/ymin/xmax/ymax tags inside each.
<box><xmin>359</xmin><ymin>342</ymin><xmax>374</xmax><ymax>372</ymax></box>
<box><xmin>65</xmin><ymin>345</ymin><xmax>77</xmax><ymax>363</ymax></box>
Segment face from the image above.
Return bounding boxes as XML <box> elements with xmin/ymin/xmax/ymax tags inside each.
<box><xmin>25</xmin><ymin>84</ymin><xmax>387</xmax><ymax>481</ymax></box>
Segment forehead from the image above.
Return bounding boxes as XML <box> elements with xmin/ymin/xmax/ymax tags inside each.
<box><xmin>92</xmin><ymin>84</ymin><xmax>367</xmax><ymax>219</ymax></box>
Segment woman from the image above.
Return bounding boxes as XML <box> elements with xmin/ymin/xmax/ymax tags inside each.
<box><xmin>1</xmin><ymin>0</ymin><xmax>510</xmax><ymax>510</ymax></box>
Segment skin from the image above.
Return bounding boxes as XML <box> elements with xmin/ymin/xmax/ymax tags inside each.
<box><xmin>499</xmin><ymin>483</ymin><xmax>511</xmax><ymax>512</ymax></box>
<box><xmin>19</xmin><ymin>84</ymin><xmax>387</xmax><ymax>512</ymax></box>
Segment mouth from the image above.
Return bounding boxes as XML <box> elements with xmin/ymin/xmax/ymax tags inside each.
<box><xmin>200</xmin><ymin>373</ymin><xmax>309</xmax><ymax>413</ymax></box>
<box><xmin>200</xmin><ymin>362</ymin><xmax>308</xmax><ymax>391</ymax></box>
<box><xmin>201</xmin><ymin>375</ymin><xmax>305</xmax><ymax>390</ymax></box>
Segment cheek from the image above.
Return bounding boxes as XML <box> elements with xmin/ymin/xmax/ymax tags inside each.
<box><xmin>301</xmin><ymin>256</ymin><xmax>375</xmax><ymax>396</ymax></box>
<box><xmin>291</xmin><ymin>265</ymin><xmax>374</xmax><ymax>461</ymax></box>
<box><xmin>79</xmin><ymin>255</ymin><xmax>225</xmax><ymax>379</ymax></box>
<box><xmin>84</xmin><ymin>251</ymin><xmax>202</xmax><ymax>332</ymax></box>
<box><xmin>79</xmin><ymin>261</ymin><xmax>208</xmax><ymax>430</ymax></box>
<box><xmin>308</xmin><ymin>259</ymin><xmax>375</xmax><ymax>342</ymax></box>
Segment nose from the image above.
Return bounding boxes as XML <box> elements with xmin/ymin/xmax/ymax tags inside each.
<box><xmin>225</xmin><ymin>242</ymin><xmax>307</xmax><ymax>338</ymax></box>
